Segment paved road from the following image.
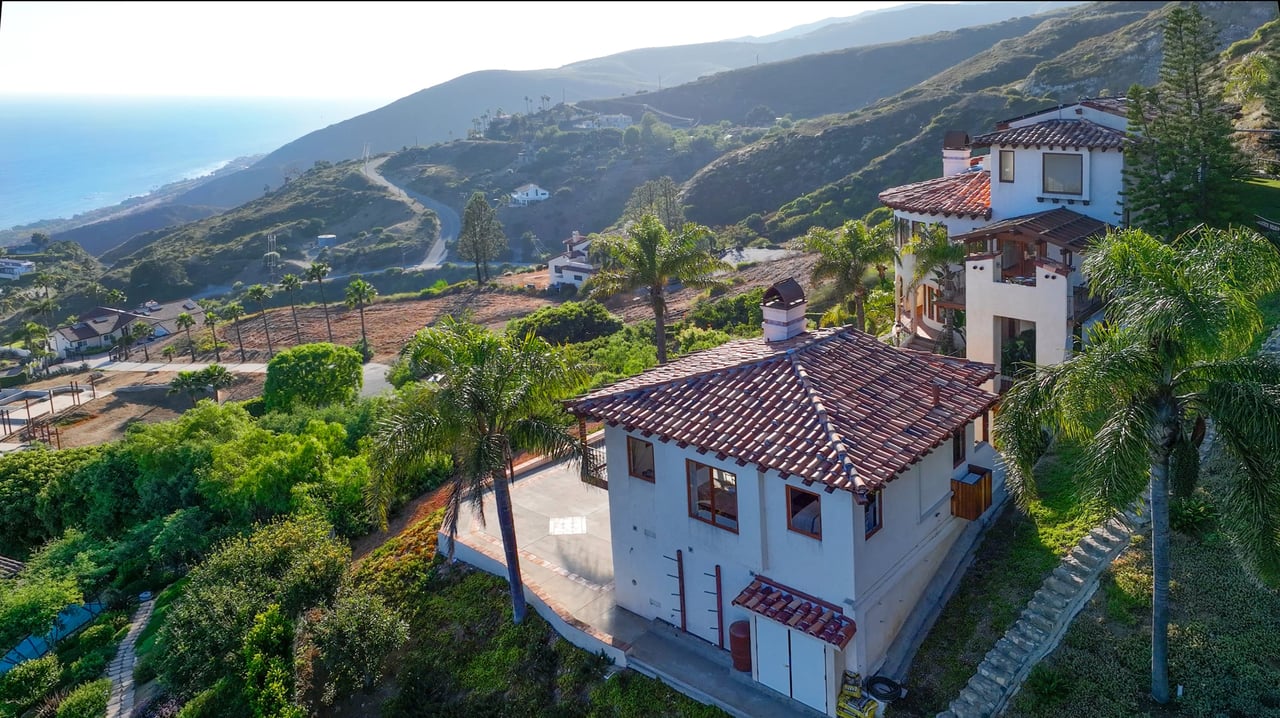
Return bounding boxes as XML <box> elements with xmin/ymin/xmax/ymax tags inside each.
<box><xmin>362</xmin><ymin>156</ymin><xmax>457</xmax><ymax>270</ymax></box>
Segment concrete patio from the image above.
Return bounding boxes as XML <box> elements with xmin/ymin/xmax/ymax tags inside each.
<box><xmin>442</xmin><ymin>459</ymin><xmax>822</xmax><ymax>718</ymax></box>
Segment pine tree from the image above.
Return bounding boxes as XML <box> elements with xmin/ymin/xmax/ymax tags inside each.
<box><xmin>457</xmin><ymin>192</ymin><xmax>508</xmax><ymax>283</ymax></box>
<box><xmin>1123</xmin><ymin>4</ymin><xmax>1247</xmax><ymax>238</ymax></box>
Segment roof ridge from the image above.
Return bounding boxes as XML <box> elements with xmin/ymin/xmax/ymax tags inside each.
<box><xmin>788</xmin><ymin>349</ymin><xmax>859</xmax><ymax>491</ymax></box>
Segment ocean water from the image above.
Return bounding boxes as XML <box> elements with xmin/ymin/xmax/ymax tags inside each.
<box><xmin>0</xmin><ymin>95</ymin><xmax>381</xmax><ymax>231</ymax></box>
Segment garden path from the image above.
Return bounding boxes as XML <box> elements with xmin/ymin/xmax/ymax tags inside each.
<box><xmin>104</xmin><ymin>597</ymin><xmax>154</xmax><ymax>718</ymax></box>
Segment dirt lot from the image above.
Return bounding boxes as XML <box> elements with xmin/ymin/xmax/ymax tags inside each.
<box><xmin>23</xmin><ymin>368</ymin><xmax>266</xmax><ymax>449</ymax></box>
<box><xmin>605</xmin><ymin>252</ymin><xmax>819</xmax><ymax>322</ymax></box>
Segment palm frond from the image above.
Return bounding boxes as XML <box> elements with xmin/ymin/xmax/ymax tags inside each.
<box><xmin>1078</xmin><ymin>399</ymin><xmax>1159</xmax><ymax>511</ymax></box>
<box><xmin>1213</xmin><ymin>420</ymin><xmax>1280</xmax><ymax>586</ymax></box>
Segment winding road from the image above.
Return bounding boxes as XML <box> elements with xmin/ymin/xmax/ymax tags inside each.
<box><xmin>362</xmin><ymin>156</ymin><xmax>458</xmax><ymax>271</ymax></box>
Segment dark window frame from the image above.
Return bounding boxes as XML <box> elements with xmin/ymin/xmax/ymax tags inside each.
<box><xmin>687</xmin><ymin>459</ymin><xmax>739</xmax><ymax>533</ymax></box>
<box><xmin>999</xmin><ymin>150</ymin><xmax>1015</xmax><ymax>183</ymax></box>
<box><xmin>627</xmin><ymin>436</ymin><xmax>655</xmax><ymax>482</ymax></box>
<box><xmin>1042</xmin><ymin>152</ymin><xmax>1083</xmax><ymax>195</ymax></box>
<box><xmin>953</xmin><ymin>428</ymin><xmax>967</xmax><ymax>467</ymax></box>
<box><xmin>786</xmin><ymin>485</ymin><xmax>822</xmax><ymax>540</ymax></box>
<box><xmin>864</xmin><ymin>490</ymin><xmax>883</xmax><ymax>539</ymax></box>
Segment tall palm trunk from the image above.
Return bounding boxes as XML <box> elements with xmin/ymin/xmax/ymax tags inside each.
<box><xmin>290</xmin><ymin>299</ymin><xmax>302</xmax><ymax>344</ymax></box>
<box><xmin>258</xmin><ymin>304</ymin><xmax>274</xmax><ymax>356</ymax></box>
<box><xmin>317</xmin><ymin>283</ymin><xmax>334</xmax><ymax>342</ymax></box>
<box><xmin>210</xmin><ymin>325</ymin><xmax>221</xmax><ymax>362</ymax></box>
<box><xmin>358</xmin><ymin>303</ymin><xmax>368</xmax><ymax>346</ymax></box>
<box><xmin>652</xmin><ymin>288</ymin><xmax>667</xmax><ymax>364</ymax></box>
<box><xmin>492</xmin><ymin>465</ymin><xmax>528</xmax><ymax>624</ymax></box>
<box><xmin>185</xmin><ymin>327</ymin><xmax>196</xmax><ymax>362</ymax></box>
<box><xmin>1150</xmin><ymin>448</ymin><xmax>1173</xmax><ymax>704</ymax></box>
<box><xmin>852</xmin><ymin>286</ymin><xmax>867</xmax><ymax>334</ymax></box>
<box><xmin>234</xmin><ymin>323</ymin><xmax>246</xmax><ymax>362</ymax></box>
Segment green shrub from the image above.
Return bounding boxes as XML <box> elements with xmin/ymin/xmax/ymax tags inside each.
<box><xmin>505</xmin><ymin>301</ymin><xmax>623</xmax><ymax>345</ymax></box>
<box><xmin>54</xmin><ymin>679</ymin><xmax>110</xmax><ymax>718</ymax></box>
<box><xmin>0</xmin><ymin>654</ymin><xmax>61</xmax><ymax>716</ymax></box>
<box><xmin>67</xmin><ymin>651</ymin><xmax>108</xmax><ymax>685</ymax></box>
<box><xmin>1171</xmin><ymin>495</ymin><xmax>1217</xmax><ymax>535</ymax></box>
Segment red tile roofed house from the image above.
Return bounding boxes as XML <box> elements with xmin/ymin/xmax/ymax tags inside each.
<box><xmin>567</xmin><ymin>281</ymin><xmax>1000</xmax><ymax>716</ymax></box>
<box><xmin>878</xmin><ymin>99</ymin><xmax>1128</xmax><ymax>391</ymax></box>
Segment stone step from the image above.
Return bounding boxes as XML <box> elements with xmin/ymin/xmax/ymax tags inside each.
<box><xmin>967</xmin><ymin>673</ymin><xmax>1004</xmax><ymax>704</ymax></box>
<box><xmin>1078</xmin><ymin>534</ymin><xmax>1114</xmax><ymax>559</ymax></box>
<box><xmin>1023</xmin><ymin>608</ymin><xmax>1057</xmax><ymax>635</ymax></box>
<box><xmin>950</xmin><ymin>690</ymin><xmax>994</xmax><ymax>718</ymax></box>
<box><xmin>1068</xmin><ymin>545</ymin><xmax>1103</xmax><ymax>569</ymax></box>
<box><xmin>1033</xmin><ymin>585</ymin><xmax>1070</xmax><ymax>611</ymax></box>
<box><xmin>995</xmin><ymin>637</ymin><xmax>1029</xmax><ymax>662</ymax></box>
<box><xmin>1060</xmin><ymin>553</ymin><xmax>1096</xmax><ymax>577</ymax></box>
<box><xmin>984</xmin><ymin>647</ymin><xmax>1021</xmax><ymax>675</ymax></box>
<box><xmin>1042</xmin><ymin>575</ymin><xmax>1079</xmax><ymax>599</ymax></box>
<box><xmin>1004</xmin><ymin>623</ymin><xmax>1045</xmax><ymax>652</ymax></box>
<box><xmin>1092</xmin><ymin>523</ymin><xmax>1128</xmax><ymax>546</ymax></box>
<box><xmin>937</xmin><ymin>711</ymin><xmax>958</xmax><ymax>718</ymax></box>
<box><xmin>1053</xmin><ymin>564</ymin><xmax>1088</xmax><ymax>587</ymax></box>
<box><xmin>977</xmin><ymin>659</ymin><xmax>1014</xmax><ymax>688</ymax></box>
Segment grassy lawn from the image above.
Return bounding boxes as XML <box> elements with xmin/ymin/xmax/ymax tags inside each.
<box><xmin>343</xmin><ymin>509</ymin><xmax>725</xmax><ymax>718</ymax></box>
<box><xmin>1006</xmin><ymin>447</ymin><xmax>1280</xmax><ymax>718</ymax></box>
<box><xmin>1240</xmin><ymin>177</ymin><xmax>1280</xmax><ymax>220</ymax></box>
<box><xmin>892</xmin><ymin>442</ymin><xmax>1105</xmax><ymax>717</ymax></box>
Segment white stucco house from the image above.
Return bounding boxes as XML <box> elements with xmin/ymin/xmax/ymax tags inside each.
<box><xmin>510</xmin><ymin>183</ymin><xmax>550</xmax><ymax>206</ymax></box>
<box><xmin>0</xmin><ymin>259</ymin><xmax>36</xmax><ymax>280</ymax></box>
<box><xmin>547</xmin><ymin>230</ymin><xmax>596</xmax><ymax>289</ymax></box>
<box><xmin>567</xmin><ymin>280</ymin><xmax>1000</xmax><ymax>716</ymax></box>
<box><xmin>49</xmin><ymin>299</ymin><xmax>204</xmax><ymax>359</ymax></box>
<box><xmin>878</xmin><ymin>98</ymin><xmax>1127</xmax><ymax>391</ymax></box>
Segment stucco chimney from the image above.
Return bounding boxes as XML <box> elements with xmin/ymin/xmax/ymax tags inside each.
<box><xmin>942</xmin><ymin>130</ymin><xmax>971</xmax><ymax>177</ymax></box>
<box><xmin>761</xmin><ymin>278</ymin><xmax>807</xmax><ymax>342</ymax></box>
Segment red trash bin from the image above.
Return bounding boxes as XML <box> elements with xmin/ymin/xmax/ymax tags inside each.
<box><xmin>729</xmin><ymin>620</ymin><xmax>752</xmax><ymax>672</ymax></box>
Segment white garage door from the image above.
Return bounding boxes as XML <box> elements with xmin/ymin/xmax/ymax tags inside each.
<box><xmin>753</xmin><ymin>617</ymin><xmax>829</xmax><ymax>714</ymax></box>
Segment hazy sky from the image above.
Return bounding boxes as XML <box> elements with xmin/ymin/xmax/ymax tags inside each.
<box><xmin>0</xmin><ymin>1</ymin><xmax>930</xmax><ymax>105</ymax></box>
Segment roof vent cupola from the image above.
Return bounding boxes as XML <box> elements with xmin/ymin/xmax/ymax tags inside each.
<box><xmin>761</xmin><ymin>278</ymin><xmax>808</xmax><ymax>342</ymax></box>
<box><xmin>942</xmin><ymin>130</ymin><xmax>971</xmax><ymax>177</ymax></box>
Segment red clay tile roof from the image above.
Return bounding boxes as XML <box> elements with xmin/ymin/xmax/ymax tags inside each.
<box><xmin>0</xmin><ymin>555</ymin><xmax>23</xmax><ymax>579</ymax></box>
<box><xmin>732</xmin><ymin>576</ymin><xmax>856</xmax><ymax>648</ymax></box>
<box><xmin>878</xmin><ymin>170</ymin><xmax>991</xmax><ymax>220</ymax></box>
<box><xmin>972</xmin><ymin>119</ymin><xmax>1126</xmax><ymax>151</ymax></box>
<box><xmin>567</xmin><ymin>328</ymin><xmax>997</xmax><ymax>497</ymax></box>
<box><xmin>951</xmin><ymin>208</ymin><xmax>1110</xmax><ymax>251</ymax></box>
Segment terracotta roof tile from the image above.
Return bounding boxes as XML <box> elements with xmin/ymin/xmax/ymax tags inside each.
<box><xmin>0</xmin><ymin>555</ymin><xmax>23</xmax><ymax>579</ymax></box>
<box><xmin>878</xmin><ymin>170</ymin><xmax>991</xmax><ymax>220</ymax></box>
<box><xmin>972</xmin><ymin>119</ymin><xmax>1126</xmax><ymax>151</ymax></box>
<box><xmin>567</xmin><ymin>328</ymin><xmax>997</xmax><ymax>497</ymax></box>
<box><xmin>951</xmin><ymin>208</ymin><xmax>1110</xmax><ymax>251</ymax></box>
<box><xmin>732</xmin><ymin>577</ymin><xmax>856</xmax><ymax>648</ymax></box>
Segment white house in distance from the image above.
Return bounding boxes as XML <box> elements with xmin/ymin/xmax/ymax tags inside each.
<box><xmin>574</xmin><ymin>113</ymin><xmax>635</xmax><ymax>130</ymax></box>
<box><xmin>878</xmin><ymin>98</ymin><xmax>1127</xmax><ymax>391</ymax></box>
<box><xmin>567</xmin><ymin>280</ymin><xmax>1000</xmax><ymax>716</ymax></box>
<box><xmin>49</xmin><ymin>299</ymin><xmax>204</xmax><ymax>359</ymax></box>
<box><xmin>510</xmin><ymin>183</ymin><xmax>550</xmax><ymax>206</ymax></box>
<box><xmin>0</xmin><ymin>259</ymin><xmax>36</xmax><ymax>280</ymax></box>
<box><xmin>547</xmin><ymin>230</ymin><xmax>596</xmax><ymax>289</ymax></box>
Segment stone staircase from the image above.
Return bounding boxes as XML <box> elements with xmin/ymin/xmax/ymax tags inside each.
<box><xmin>936</xmin><ymin>506</ymin><xmax>1149</xmax><ymax>718</ymax></box>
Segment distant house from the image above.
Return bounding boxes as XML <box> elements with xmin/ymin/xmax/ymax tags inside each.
<box><xmin>547</xmin><ymin>231</ymin><xmax>596</xmax><ymax>289</ymax></box>
<box><xmin>0</xmin><ymin>258</ymin><xmax>36</xmax><ymax>280</ymax></box>
<box><xmin>510</xmin><ymin>183</ymin><xmax>550</xmax><ymax>206</ymax></box>
<box><xmin>878</xmin><ymin>97</ymin><xmax>1128</xmax><ymax>391</ymax></box>
<box><xmin>48</xmin><ymin>299</ymin><xmax>204</xmax><ymax>359</ymax></box>
<box><xmin>316</xmin><ymin>234</ymin><xmax>338</xmax><ymax>248</ymax></box>
<box><xmin>574</xmin><ymin>113</ymin><xmax>634</xmax><ymax>130</ymax></box>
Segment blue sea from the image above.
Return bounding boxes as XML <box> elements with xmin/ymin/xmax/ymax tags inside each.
<box><xmin>0</xmin><ymin>95</ymin><xmax>382</xmax><ymax>231</ymax></box>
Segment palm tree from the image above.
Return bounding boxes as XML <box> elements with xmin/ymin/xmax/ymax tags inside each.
<box><xmin>802</xmin><ymin>219</ymin><xmax>894</xmax><ymax>334</ymax></box>
<box><xmin>168</xmin><ymin>370</ymin><xmax>208</xmax><ymax>408</ymax></box>
<box><xmin>306</xmin><ymin>262</ymin><xmax>334</xmax><ymax>342</ymax></box>
<box><xmin>203</xmin><ymin>310</ymin><xmax>222</xmax><ymax>363</ymax></box>
<box><xmin>175</xmin><ymin>311</ymin><xmax>197</xmax><ymax>362</ymax></box>
<box><xmin>11</xmin><ymin>321</ymin><xmax>49</xmax><ymax>371</ymax></box>
<box><xmin>222</xmin><ymin>302</ymin><xmax>247</xmax><ymax>362</ymax></box>
<box><xmin>900</xmin><ymin>222</ymin><xmax>965</xmax><ymax>339</ymax></box>
<box><xmin>200</xmin><ymin>364</ymin><xmax>236</xmax><ymax>404</ymax></box>
<box><xmin>246</xmin><ymin>284</ymin><xmax>274</xmax><ymax>357</ymax></box>
<box><xmin>30</xmin><ymin>297</ymin><xmax>58</xmax><ymax>327</ymax></box>
<box><xmin>588</xmin><ymin>214</ymin><xmax>731</xmax><ymax>363</ymax></box>
<box><xmin>344</xmin><ymin>277</ymin><xmax>377</xmax><ymax>352</ymax></box>
<box><xmin>994</xmin><ymin>225</ymin><xmax>1280</xmax><ymax>704</ymax></box>
<box><xmin>280</xmin><ymin>273</ymin><xmax>303</xmax><ymax>344</ymax></box>
<box><xmin>370</xmin><ymin>317</ymin><xmax>586</xmax><ymax>624</ymax></box>
<box><xmin>130</xmin><ymin>321</ymin><xmax>153</xmax><ymax>362</ymax></box>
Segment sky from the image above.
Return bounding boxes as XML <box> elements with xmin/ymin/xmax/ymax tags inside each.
<box><xmin>0</xmin><ymin>1</ymin><xmax>932</xmax><ymax>107</ymax></box>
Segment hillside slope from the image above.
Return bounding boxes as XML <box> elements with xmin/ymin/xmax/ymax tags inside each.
<box><xmin>168</xmin><ymin>2</ymin><xmax>1077</xmax><ymax>211</ymax></box>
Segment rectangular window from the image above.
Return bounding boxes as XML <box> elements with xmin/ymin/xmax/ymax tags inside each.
<box><xmin>999</xmin><ymin>150</ymin><xmax>1015</xmax><ymax>183</ymax></box>
<box><xmin>627</xmin><ymin>436</ymin><xmax>654</xmax><ymax>482</ymax></box>
<box><xmin>953</xmin><ymin>428</ymin><xmax>966</xmax><ymax>467</ymax></box>
<box><xmin>687</xmin><ymin>460</ymin><xmax>738</xmax><ymax>532</ymax></box>
<box><xmin>864</xmin><ymin>490</ymin><xmax>882</xmax><ymax>538</ymax></box>
<box><xmin>787</xmin><ymin>486</ymin><xmax>822</xmax><ymax>539</ymax></box>
<box><xmin>1043</xmin><ymin>153</ymin><xmax>1083</xmax><ymax>195</ymax></box>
